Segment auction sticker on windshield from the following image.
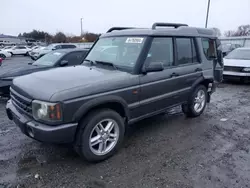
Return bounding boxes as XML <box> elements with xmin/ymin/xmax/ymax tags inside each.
<box><xmin>126</xmin><ymin>38</ymin><xmax>144</xmax><ymax>43</ymax></box>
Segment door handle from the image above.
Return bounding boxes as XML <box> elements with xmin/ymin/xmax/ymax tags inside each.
<box><xmin>170</xmin><ymin>72</ymin><xmax>179</xmax><ymax>77</ymax></box>
<box><xmin>195</xmin><ymin>68</ymin><xmax>202</xmax><ymax>72</ymax></box>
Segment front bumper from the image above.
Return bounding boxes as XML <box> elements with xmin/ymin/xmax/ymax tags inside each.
<box><xmin>6</xmin><ymin>100</ymin><xmax>78</xmax><ymax>144</ymax></box>
<box><xmin>223</xmin><ymin>71</ymin><xmax>250</xmax><ymax>77</ymax></box>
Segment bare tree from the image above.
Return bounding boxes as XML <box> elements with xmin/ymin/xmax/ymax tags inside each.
<box><xmin>234</xmin><ymin>25</ymin><xmax>250</xmax><ymax>36</ymax></box>
<box><xmin>224</xmin><ymin>30</ymin><xmax>235</xmax><ymax>37</ymax></box>
<box><xmin>53</xmin><ymin>32</ymin><xmax>67</xmax><ymax>43</ymax></box>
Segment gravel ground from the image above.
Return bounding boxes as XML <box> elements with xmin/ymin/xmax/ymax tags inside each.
<box><xmin>0</xmin><ymin>57</ymin><xmax>250</xmax><ymax>188</ymax></box>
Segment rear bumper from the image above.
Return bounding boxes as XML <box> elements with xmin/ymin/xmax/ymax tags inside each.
<box><xmin>6</xmin><ymin>100</ymin><xmax>78</xmax><ymax>144</ymax></box>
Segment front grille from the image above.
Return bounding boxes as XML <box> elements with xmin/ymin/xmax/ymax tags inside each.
<box><xmin>224</xmin><ymin>66</ymin><xmax>243</xmax><ymax>72</ymax></box>
<box><xmin>10</xmin><ymin>88</ymin><xmax>32</xmax><ymax>116</ymax></box>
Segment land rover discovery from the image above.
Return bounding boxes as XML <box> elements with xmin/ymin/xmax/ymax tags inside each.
<box><xmin>6</xmin><ymin>23</ymin><xmax>223</xmax><ymax>162</ymax></box>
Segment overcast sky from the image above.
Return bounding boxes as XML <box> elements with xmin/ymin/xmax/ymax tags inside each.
<box><xmin>1</xmin><ymin>0</ymin><xmax>249</xmax><ymax>36</ymax></box>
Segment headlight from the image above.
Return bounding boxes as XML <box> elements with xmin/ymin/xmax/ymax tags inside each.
<box><xmin>243</xmin><ymin>68</ymin><xmax>250</xmax><ymax>72</ymax></box>
<box><xmin>32</xmin><ymin>100</ymin><xmax>63</xmax><ymax>122</ymax></box>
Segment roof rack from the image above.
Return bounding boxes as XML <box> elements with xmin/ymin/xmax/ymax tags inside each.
<box><xmin>152</xmin><ymin>22</ymin><xmax>188</xmax><ymax>29</ymax></box>
<box><xmin>106</xmin><ymin>27</ymin><xmax>135</xmax><ymax>33</ymax></box>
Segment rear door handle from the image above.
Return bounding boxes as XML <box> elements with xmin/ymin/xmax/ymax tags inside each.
<box><xmin>195</xmin><ymin>68</ymin><xmax>202</xmax><ymax>72</ymax></box>
<box><xmin>170</xmin><ymin>72</ymin><xmax>179</xmax><ymax>77</ymax></box>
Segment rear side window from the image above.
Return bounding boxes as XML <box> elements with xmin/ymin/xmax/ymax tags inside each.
<box><xmin>147</xmin><ymin>37</ymin><xmax>174</xmax><ymax>68</ymax></box>
<box><xmin>62</xmin><ymin>45</ymin><xmax>76</xmax><ymax>49</ymax></box>
<box><xmin>202</xmin><ymin>38</ymin><xmax>217</xmax><ymax>60</ymax></box>
<box><xmin>176</xmin><ymin>38</ymin><xmax>198</xmax><ymax>65</ymax></box>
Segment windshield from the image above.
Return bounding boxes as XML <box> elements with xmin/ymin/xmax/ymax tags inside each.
<box><xmin>84</xmin><ymin>37</ymin><xmax>145</xmax><ymax>71</ymax></box>
<box><xmin>225</xmin><ymin>49</ymin><xmax>250</xmax><ymax>60</ymax></box>
<box><xmin>32</xmin><ymin>51</ymin><xmax>66</xmax><ymax>66</ymax></box>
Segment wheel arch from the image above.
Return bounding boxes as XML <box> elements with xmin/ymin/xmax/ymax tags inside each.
<box><xmin>73</xmin><ymin>95</ymin><xmax>130</xmax><ymax>123</ymax></box>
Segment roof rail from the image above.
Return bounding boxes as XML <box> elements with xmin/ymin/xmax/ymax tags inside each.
<box><xmin>106</xmin><ymin>27</ymin><xmax>135</xmax><ymax>33</ymax></box>
<box><xmin>152</xmin><ymin>22</ymin><xmax>188</xmax><ymax>29</ymax></box>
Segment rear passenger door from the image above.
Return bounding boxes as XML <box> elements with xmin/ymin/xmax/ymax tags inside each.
<box><xmin>172</xmin><ymin>38</ymin><xmax>202</xmax><ymax>101</ymax></box>
<box><xmin>137</xmin><ymin>37</ymin><xmax>186</xmax><ymax>118</ymax></box>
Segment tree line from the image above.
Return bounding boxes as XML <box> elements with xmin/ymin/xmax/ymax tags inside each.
<box><xmin>210</xmin><ymin>24</ymin><xmax>249</xmax><ymax>37</ymax></box>
<box><xmin>18</xmin><ymin>24</ymin><xmax>250</xmax><ymax>43</ymax></box>
<box><xmin>18</xmin><ymin>30</ymin><xmax>100</xmax><ymax>43</ymax></box>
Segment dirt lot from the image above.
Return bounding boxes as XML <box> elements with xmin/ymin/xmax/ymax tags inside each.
<box><xmin>1</xmin><ymin>57</ymin><xmax>250</xmax><ymax>188</ymax></box>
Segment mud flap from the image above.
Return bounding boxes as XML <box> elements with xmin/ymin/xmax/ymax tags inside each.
<box><xmin>214</xmin><ymin>67</ymin><xmax>223</xmax><ymax>83</ymax></box>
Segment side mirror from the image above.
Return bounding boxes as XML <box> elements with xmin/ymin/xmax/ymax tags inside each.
<box><xmin>60</xmin><ymin>60</ymin><xmax>68</xmax><ymax>66</ymax></box>
<box><xmin>143</xmin><ymin>62</ymin><xmax>164</xmax><ymax>73</ymax></box>
<box><xmin>52</xmin><ymin>47</ymin><xmax>56</xmax><ymax>51</ymax></box>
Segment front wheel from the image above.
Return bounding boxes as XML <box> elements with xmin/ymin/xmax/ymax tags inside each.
<box><xmin>74</xmin><ymin>109</ymin><xmax>125</xmax><ymax>162</ymax></box>
<box><xmin>182</xmin><ymin>85</ymin><xmax>207</xmax><ymax>117</ymax></box>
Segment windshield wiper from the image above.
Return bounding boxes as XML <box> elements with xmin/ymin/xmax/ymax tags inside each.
<box><xmin>83</xmin><ymin>59</ymin><xmax>118</xmax><ymax>70</ymax></box>
<box><xmin>95</xmin><ymin>61</ymin><xmax>118</xmax><ymax>70</ymax></box>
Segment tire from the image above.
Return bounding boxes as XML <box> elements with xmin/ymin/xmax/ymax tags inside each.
<box><xmin>0</xmin><ymin>54</ymin><xmax>6</xmax><ymax>59</ymax></box>
<box><xmin>74</xmin><ymin>109</ymin><xmax>125</xmax><ymax>162</ymax></box>
<box><xmin>182</xmin><ymin>85</ymin><xmax>207</xmax><ymax>118</ymax></box>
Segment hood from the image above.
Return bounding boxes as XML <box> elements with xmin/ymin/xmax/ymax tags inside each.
<box><xmin>224</xmin><ymin>58</ymin><xmax>250</xmax><ymax>67</ymax></box>
<box><xmin>12</xmin><ymin>65</ymin><xmax>138</xmax><ymax>101</ymax></box>
<box><xmin>0</xmin><ymin>63</ymin><xmax>51</xmax><ymax>78</ymax></box>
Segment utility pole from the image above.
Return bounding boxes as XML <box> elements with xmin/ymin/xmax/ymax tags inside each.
<box><xmin>205</xmin><ymin>0</ymin><xmax>211</xmax><ymax>28</ymax></box>
<box><xmin>80</xmin><ymin>18</ymin><xmax>83</xmax><ymax>36</ymax></box>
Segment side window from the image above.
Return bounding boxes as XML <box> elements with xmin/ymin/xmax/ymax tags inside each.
<box><xmin>55</xmin><ymin>45</ymin><xmax>62</xmax><ymax>49</ymax></box>
<box><xmin>62</xmin><ymin>45</ymin><xmax>76</xmax><ymax>49</ymax></box>
<box><xmin>147</xmin><ymin>37</ymin><xmax>174</xmax><ymax>68</ymax></box>
<box><xmin>19</xmin><ymin>46</ymin><xmax>26</xmax><ymax>49</ymax></box>
<box><xmin>61</xmin><ymin>51</ymin><xmax>86</xmax><ymax>66</ymax></box>
<box><xmin>202</xmin><ymin>38</ymin><xmax>217</xmax><ymax>60</ymax></box>
<box><xmin>176</xmin><ymin>38</ymin><xmax>196</xmax><ymax>65</ymax></box>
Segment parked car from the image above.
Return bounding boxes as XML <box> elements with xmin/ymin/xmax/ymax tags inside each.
<box><xmin>0</xmin><ymin>49</ymin><xmax>12</xmax><ymax>59</ymax></box>
<box><xmin>6</xmin><ymin>23</ymin><xmax>223</xmax><ymax>162</ymax></box>
<box><xmin>4</xmin><ymin>46</ymin><xmax>31</xmax><ymax>56</ymax></box>
<box><xmin>223</xmin><ymin>47</ymin><xmax>250</xmax><ymax>82</ymax></box>
<box><xmin>29</xmin><ymin>46</ymin><xmax>46</xmax><ymax>60</ymax></box>
<box><xmin>36</xmin><ymin>43</ymin><xmax>78</xmax><ymax>59</ymax></box>
<box><xmin>0</xmin><ymin>48</ymin><xmax>89</xmax><ymax>97</ymax></box>
<box><xmin>221</xmin><ymin>43</ymin><xmax>242</xmax><ymax>57</ymax></box>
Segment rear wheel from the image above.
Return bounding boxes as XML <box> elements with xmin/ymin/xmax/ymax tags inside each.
<box><xmin>182</xmin><ymin>85</ymin><xmax>207</xmax><ymax>117</ymax></box>
<box><xmin>74</xmin><ymin>109</ymin><xmax>125</xmax><ymax>162</ymax></box>
<box><xmin>0</xmin><ymin>54</ymin><xmax>6</xmax><ymax>59</ymax></box>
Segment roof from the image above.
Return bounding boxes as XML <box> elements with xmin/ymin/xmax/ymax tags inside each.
<box><xmin>55</xmin><ymin>48</ymin><xmax>89</xmax><ymax>53</ymax></box>
<box><xmin>101</xmin><ymin>23</ymin><xmax>216</xmax><ymax>38</ymax></box>
<box><xmin>220</xmin><ymin>36</ymin><xmax>250</xmax><ymax>40</ymax></box>
<box><xmin>236</xmin><ymin>47</ymin><xmax>250</xmax><ymax>50</ymax></box>
<box><xmin>0</xmin><ymin>34</ymin><xmax>19</xmax><ymax>39</ymax></box>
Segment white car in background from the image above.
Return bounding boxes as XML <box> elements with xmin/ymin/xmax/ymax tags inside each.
<box><xmin>29</xmin><ymin>46</ymin><xmax>46</xmax><ymax>60</ymax></box>
<box><xmin>223</xmin><ymin>47</ymin><xmax>250</xmax><ymax>81</ymax></box>
<box><xmin>0</xmin><ymin>49</ymin><xmax>12</xmax><ymax>59</ymax></box>
<box><xmin>4</xmin><ymin>46</ymin><xmax>31</xmax><ymax>56</ymax></box>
